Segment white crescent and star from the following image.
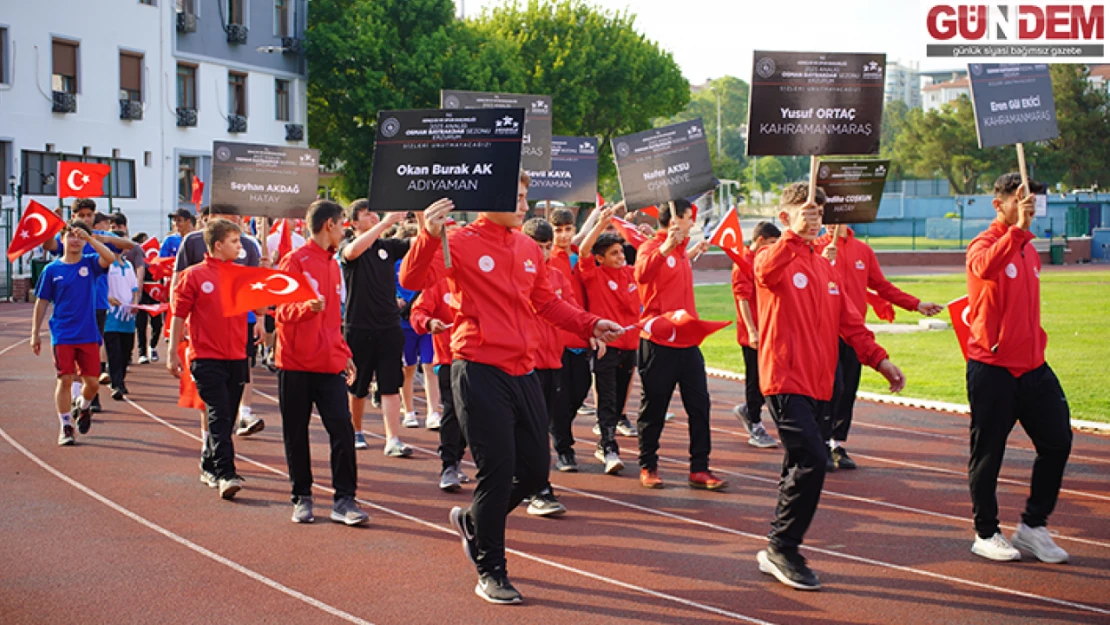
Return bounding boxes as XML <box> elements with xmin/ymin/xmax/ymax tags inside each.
<box><xmin>251</xmin><ymin>274</ymin><xmax>300</xmax><ymax>296</ymax></box>
<box><xmin>718</xmin><ymin>227</ymin><xmax>740</xmax><ymax>255</ymax></box>
<box><xmin>67</xmin><ymin>169</ymin><xmax>91</xmax><ymax>192</ymax></box>
<box><xmin>26</xmin><ymin>213</ymin><xmax>49</xmax><ymax>237</ymax></box>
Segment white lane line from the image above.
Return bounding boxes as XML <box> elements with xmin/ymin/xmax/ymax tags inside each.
<box><xmin>129</xmin><ymin>394</ymin><xmax>779</xmax><ymax>625</ymax></box>
<box><xmin>269</xmin><ymin>396</ymin><xmax>1110</xmax><ymax>618</ymax></box>
<box><xmin>0</xmin><ymin>426</ymin><xmax>375</xmax><ymax>625</ymax></box>
<box><xmin>0</xmin><ymin>338</ymin><xmax>30</xmax><ymax>356</ymax></box>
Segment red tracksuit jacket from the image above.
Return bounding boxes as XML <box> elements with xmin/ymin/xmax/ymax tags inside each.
<box><xmin>965</xmin><ymin>220</ymin><xmax>1047</xmax><ymax>377</ymax></box>
<box><xmin>410</xmin><ymin>278</ymin><xmax>456</xmax><ymax>368</ymax></box>
<box><xmin>731</xmin><ymin>248</ymin><xmax>757</xmax><ymax>348</ymax></box>
<box><xmin>549</xmin><ymin>245</ymin><xmax>589</xmax><ymax>349</ymax></box>
<box><xmin>172</xmin><ymin>256</ymin><xmax>248</xmax><ymax>361</ymax></box>
<box><xmin>274</xmin><ymin>240</ymin><xmax>351</xmax><ymax>374</ymax></box>
<box><xmin>755</xmin><ymin>231</ymin><xmax>889</xmax><ymax>400</ymax></box>
<box><xmin>634</xmin><ymin>230</ymin><xmax>700</xmax><ymax>349</ymax></box>
<box><xmin>578</xmin><ymin>257</ymin><xmax>640</xmax><ymax>351</ymax></box>
<box><xmin>534</xmin><ymin>266</ymin><xmax>573</xmax><ymax>370</ymax></box>
<box><xmin>399</xmin><ymin>218</ymin><xmax>600</xmax><ymax>377</ymax></box>
<box><xmin>814</xmin><ymin>228</ymin><xmax>920</xmax><ymax>317</ymax></box>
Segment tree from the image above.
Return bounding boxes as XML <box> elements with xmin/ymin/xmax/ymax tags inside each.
<box><xmin>879</xmin><ymin>99</ymin><xmax>911</xmax><ymax>179</ymax></box>
<box><xmin>471</xmin><ymin>0</ymin><xmax>689</xmax><ymax>189</ymax></box>
<box><xmin>1031</xmin><ymin>65</ymin><xmax>1110</xmax><ymax>189</ymax></box>
<box><xmin>306</xmin><ymin>0</ymin><xmax>525</xmax><ymax>199</ymax></box>
<box><xmin>754</xmin><ymin>156</ymin><xmax>786</xmax><ymax>193</ymax></box>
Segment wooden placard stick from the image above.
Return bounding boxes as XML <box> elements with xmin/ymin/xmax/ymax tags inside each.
<box><xmin>1016</xmin><ymin>142</ymin><xmax>1030</xmax><ymax>191</ymax></box>
<box><xmin>258</xmin><ymin>216</ymin><xmax>270</xmax><ymax>263</ymax></box>
<box><xmin>808</xmin><ymin>155</ymin><xmax>819</xmax><ymax>204</ymax></box>
<box><xmin>442</xmin><ymin>227</ymin><xmax>452</xmax><ymax>269</ymax></box>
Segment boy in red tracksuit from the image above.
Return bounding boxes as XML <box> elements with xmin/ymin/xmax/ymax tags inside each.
<box><xmin>400</xmin><ymin>172</ymin><xmax>623</xmax><ymax>605</ymax></box>
<box><xmin>167</xmin><ymin>219</ymin><xmax>252</xmax><ymax>500</ymax></box>
<box><xmin>633</xmin><ymin>199</ymin><xmax>727</xmax><ymax>491</ymax></box>
<box><xmin>730</xmin><ymin>221</ymin><xmax>781</xmax><ymax>449</ymax></box>
<box><xmin>577</xmin><ymin>204</ymin><xmax>641</xmax><ymax>475</ymax></box>
<box><xmin>275</xmin><ymin>200</ymin><xmax>368</xmax><ymax>527</ymax></box>
<box><xmin>814</xmin><ymin>226</ymin><xmax>943</xmax><ymax>469</ymax></box>
<box><xmin>753</xmin><ymin>183</ymin><xmax>905</xmax><ymax>590</ymax></box>
<box><xmin>963</xmin><ymin>174</ymin><xmax>1071</xmax><ymax>565</ymax></box>
<box><xmin>410</xmin><ymin>275</ymin><xmax>471</xmax><ymax>493</ymax></box>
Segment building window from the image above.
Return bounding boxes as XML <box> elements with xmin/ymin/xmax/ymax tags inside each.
<box><xmin>176</xmin><ymin>63</ymin><xmax>196</xmax><ymax>108</ymax></box>
<box><xmin>275</xmin><ymin>78</ymin><xmax>290</xmax><ymax>121</ymax></box>
<box><xmin>120</xmin><ymin>52</ymin><xmax>143</xmax><ymax>102</ymax></box>
<box><xmin>177</xmin><ymin>0</ymin><xmax>196</xmax><ymax>15</ymax></box>
<box><xmin>0</xmin><ymin>142</ymin><xmax>9</xmax><ymax>193</ymax></box>
<box><xmin>228</xmin><ymin>71</ymin><xmax>247</xmax><ymax>116</ymax></box>
<box><xmin>111</xmin><ymin>158</ymin><xmax>137</xmax><ymax>198</ymax></box>
<box><xmin>52</xmin><ymin>39</ymin><xmax>79</xmax><ymax>94</ymax></box>
<box><xmin>274</xmin><ymin>0</ymin><xmax>290</xmax><ymax>37</ymax></box>
<box><xmin>228</xmin><ymin>0</ymin><xmax>245</xmax><ymax>26</ymax></box>
<box><xmin>21</xmin><ymin>151</ymin><xmax>61</xmax><ymax>195</ymax></box>
<box><xmin>178</xmin><ymin>156</ymin><xmax>197</xmax><ymax>203</ymax></box>
<box><xmin>0</xmin><ymin>28</ymin><xmax>8</xmax><ymax>85</ymax></box>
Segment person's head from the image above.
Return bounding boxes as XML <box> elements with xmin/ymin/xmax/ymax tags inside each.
<box><xmin>548</xmin><ymin>207</ymin><xmax>576</xmax><ymax>250</ymax></box>
<box><xmin>991</xmin><ymin>173</ymin><xmax>1043</xmax><ymax>227</ymax></box>
<box><xmin>109</xmin><ymin>213</ymin><xmax>129</xmax><ymax>236</ymax></box>
<box><xmin>62</xmin><ymin>219</ymin><xmax>92</xmax><ymax>254</ymax></box>
<box><xmin>778</xmin><ymin>182</ymin><xmax>826</xmax><ymax>240</ymax></box>
<box><xmin>132</xmin><ymin>232</ymin><xmax>149</xmax><ymax>245</ymax></box>
<box><xmin>71</xmin><ymin>199</ymin><xmax>97</xmax><ymax>225</ymax></box>
<box><xmin>92</xmin><ymin>212</ymin><xmax>110</xmax><ymax>232</ymax></box>
<box><xmin>483</xmin><ymin>171</ymin><xmax>531</xmax><ymax>229</ymax></box>
<box><xmin>591</xmin><ymin>232</ymin><xmax>627</xmax><ymax>269</ymax></box>
<box><xmin>172</xmin><ymin>208</ymin><xmax>196</xmax><ymax>234</ymax></box>
<box><xmin>521</xmin><ymin>217</ymin><xmax>554</xmax><ymax>261</ymax></box>
<box><xmin>658</xmin><ymin>199</ymin><xmax>695</xmax><ymax>231</ymax></box>
<box><xmin>305</xmin><ymin>199</ymin><xmax>345</xmax><ymax>250</ymax></box>
<box><xmin>750</xmin><ymin>221</ymin><xmax>781</xmax><ymax>252</ymax></box>
<box><xmin>347</xmin><ymin>199</ymin><xmax>379</xmax><ymax>233</ymax></box>
<box><xmin>198</xmin><ymin>205</ymin><xmax>213</xmax><ymax>226</ymax></box>
<box><xmin>204</xmin><ymin>218</ymin><xmax>242</xmax><ymax>261</ymax></box>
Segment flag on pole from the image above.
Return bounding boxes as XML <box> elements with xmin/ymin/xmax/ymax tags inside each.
<box><xmin>635</xmin><ymin>310</ymin><xmax>730</xmax><ymax>347</ymax></box>
<box><xmin>947</xmin><ymin>295</ymin><xmax>972</xmax><ymax>360</ymax></box>
<box><xmin>707</xmin><ymin>207</ymin><xmax>748</xmax><ymax>270</ymax></box>
<box><xmin>57</xmin><ymin>162</ymin><xmax>111</xmax><ymax>198</ymax></box>
<box><xmin>610</xmin><ymin>216</ymin><xmax>649</xmax><ymax>250</ymax></box>
<box><xmin>191</xmin><ymin>176</ymin><xmax>205</xmax><ymax>206</ymax></box>
<box><xmin>216</xmin><ymin>263</ymin><xmax>316</xmax><ymax>317</ymax></box>
<box><xmin>7</xmin><ymin>200</ymin><xmax>66</xmax><ymax>262</ymax></box>
<box><xmin>140</xmin><ymin>237</ymin><xmax>161</xmax><ymax>263</ymax></box>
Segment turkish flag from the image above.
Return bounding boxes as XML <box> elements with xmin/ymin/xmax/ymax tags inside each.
<box><xmin>708</xmin><ymin>207</ymin><xmax>748</xmax><ymax>270</ymax></box>
<box><xmin>145</xmin><ymin>257</ymin><xmax>175</xmax><ymax>282</ymax></box>
<box><xmin>639</xmin><ymin>205</ymin><xmax>659</xmax><ymax>219</ymax></box>
<box><xmin>131</xmin><ymin>302</ymin><xmax>170</xmax><ymax>316</ymax></box>
<box><xmin>276</xmin><ymin>219</ymin><xmax>293</xmax><ymax>263</ymax></box>
<box><xmin>216</xmin><ymin>263</ymin><xmax>316</xmax><ymax>317</ymax></box>
<box><xmin>637</xmin><ymin>310</ymin><xmax>730</xmax><ymax>347</ymax></box>
<box><xmin>597</xmin><ymin>192</ymin><xmax>606</xmax><ymax>206</ymax></box>
<box><xmin>867</xmin><ymin>290</ymin><xmax>895</xmax><ymax>323</ymax></box>
<box><xmin>191</xmin><ymin>177</ymin><xmax>205</xmax><ymax>205</ymax></box>
<box><xmin>141</xmin><ymin>237</ymin><xmax>161</xmax><ymax>263</ymax></box>
<box><xmin>7</xmin><ymin>200</ymin><xmax>66</xmax><ymax>261</ymax></box>
<box><xmin>144</xmin><ymin>281</ymin><xmax>169</xmax><ymax>303</ymax></box>
<box><xmin>948</xmin><ymin>295</ymin><xmax>972</xmax><ymax>360</ymax></box>
<box><xmin>57</xmin><ymin>161</ymin><xmax>111</xmax><ymax>198</ymax></box>
<box><xmin>611</xmin><ymin>216</ymin><xmax>648</xmax><ymax>250</ymax></box>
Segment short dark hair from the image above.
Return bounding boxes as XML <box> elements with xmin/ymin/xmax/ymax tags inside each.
<box><xmin>306</xmin><ymin>199</ymin><xmax>344</xmax><ymax>234</ymax></box>
<box><xmin>199</xmin><ymin>205</ymin><xmax>213</xmax><ymax>218</ymax></box>
<box><xmin>172</xmin><ymin>208</ymin><xmax>197</xmax><ymax>224</ymax></box>
<box><xmin>348</xmin><ymin>199</ymin><xmax>371</xmax><ymax>222</ymax></box>
<box><xmin>208</xmin><ymin>203</ymin><xmax>238</xmax><ymax>217</ymax></box>
<box><xmin>72</xmin><ymin>198</ymin><xmax>97</xmax><ymax>214</ymax></box>
<box><xmin>132</xmin><ymin>232</ymin><xmax>149</xmax><ymax>244</ymax></box>
<box><xmin>752</xmin><ymin>221</ymin><xmax>781</xmax><ymax>241</ymax></box>
<box><xmin>780</xmin><ymin>182</ymin><xmax>826</xmax><ymax>207</ymax></box>
<box><xmin>92</xmin><ymin>212</ymin><xmax>110</xmax><ymax>227</ymax></box>
<box><xmin>110</xmin><ymin>212</ymin><xmax>128</xmax><ymax>227</ymax></box>
<box><xmin>658</xmin><ymin>199</ymin><xmax>693</xmax><ymax>228</ymax></box>
<box><xmin>522</xmin><ymin>217</ymin><xmax>554</xmax><ymax>243</ymax></box>
<box><xmin>548</xmin><ymin>208</ymin><xmax>575</xmax><ymax>228</ymax></box>
<box><xmin>65</xmin><ymin>219</ymin><xmax>92</xmax><ymax>236</ymax></box>
<box><xmin>993</xmin><ymin>172</ymin><xmax>1046</xmax><ymax>197</ymax></box>
<box><xmin>204</xmin><ymin>218</ymin><xmax>242</xmax><ymax>252</ymax></box>
<box><xmin>592</xmin><ymin>232</ymin><xmax>624</xmax><ymax>256</ymax></box>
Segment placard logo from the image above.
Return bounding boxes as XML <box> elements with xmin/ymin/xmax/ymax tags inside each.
<box><xmin>299</xmin><ymin>153</ymin><xmax>317</xmax><ymax>166</ymax></box>
<box><xmin>687</xmin><ymin>124</ymin><xmax>704</xmax><ymax>139</ymax></box>
<box><xmin>755</xmin><ymin>57</ymin><xmax>777</xmax><ymax>79</ymax></box>
<box><xmin>444</xmin><ymin>95</ymin><xmax>461</xmax><ymax>109</ymax></box>
<box><xmin>922</xmin><ymin>2</ymin><xmax>1106</xmax><ymax>60</ymax></box>
<box><xmin>495</xmin><ymin>115</ymin><xmax>520</xmax><ymax>135</ymax></box>
<box><xmin>819</xmin><ymin>165</ymin><xmax>831</xmax><ymax>179</ymax></box>
<box><xmin>579</xmin><ymin>141</ymin><xmax>596</xmax><ymax>154</ymax></box>
<box><xmin>216</xmin><ymin>146</ymin><xmax>233</xmax><ymax>161</ymax></box>
<box><xmin>875</xmin><ymin>164</ymin><xmax>887</xmax><ymax>176</ymax></box>
<box><xmin>532</xmin><ymin>99</ymin><xmax>550</xmax><ymax>114</ymax></box>
<box><xmin>381</xmin><ymin>117</ymin><xmax>401</xmax><ymax>138</ymax></box>
<box><xmin>616</xmin><ymin>142</ymin><xmax>631</xmax><ymax>158</ymax></box>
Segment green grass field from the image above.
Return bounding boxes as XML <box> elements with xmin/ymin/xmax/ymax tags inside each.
<box><xmin>695</xmin><ymin>270</ymin><xmax>1110</xmax><ymax>423</ymax></box>
<box><xmin>860</xmin><ymin>236</ymin><xmax>968</xmax><ymax>251</ymax></box>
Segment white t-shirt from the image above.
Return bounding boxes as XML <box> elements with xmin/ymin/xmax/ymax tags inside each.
<box><xmin>266</xmin><ymin>230</ymin><xmax>306</xmax><ymax>256</ymax></box>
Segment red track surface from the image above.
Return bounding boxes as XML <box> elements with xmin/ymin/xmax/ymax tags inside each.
<box><xmin>1</xmin><ymin>302</ymin><xmax>1107</xmax><ymax>624</ymax></box>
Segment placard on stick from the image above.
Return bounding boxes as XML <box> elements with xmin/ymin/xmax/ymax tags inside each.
<box><xmin>209</xmin><ymin>141</ymin><xmax>320</xmax><ymax>218</ymax></box>
<box><xmin>442</xmin><ymin>90</ymin><xmax>553</xmax><ymax>171</ymax></box>
<box><xmin>524</xmin><ymin>136</ymin><xmax>598</xmax><ymax>204</ymax></box>
<box><xmin>817</xmin><ymin>160</ymin><xmax>890</xmax><ymax>224</ymax></box>
<box><xmin>367</xmin><ymin>108</ymin><xmax>524</xmax><ymax>213</ymax></box>
<box><xmin>611</xmin><ymin>119</ymin><xmax>716</xmax><ymax>211</ymax></box>
<box><xmin>967</xmin><ymin>63</ymin><xmax>1059</xmax><ymax>149</ymax></box>
<box><xmin>747</xmin><ymin>51</ymin><xmax>887</xmax><ymax>156</ymax></box>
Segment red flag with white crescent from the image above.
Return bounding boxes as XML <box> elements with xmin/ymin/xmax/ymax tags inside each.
<box><xmin>635</xmin><ymin>310</ymin><xmax>730</xmax><ymax>347</ymax></box>
<box><xmin>57</xmin><ymin>161</ymin><xmax>111</xmax><ymax>198</ymax></box>
<box><xmin>141</xmin><ymin>237</ymin><xmax>161</xmax><ymax>263</ymax></box>
<box><xmin>7</xmin><ymin>200</ymin><xmax>66</xmax><ymax>262</ymax></box>
<box><xmin>145</xmin><ymin>257</ymin><xmax>175</xmax><ymax>282</ymax></box>
<box><xmin>144</xmin><ymin>281</ymin><xmax>169</xmax><ymax>303</ymax></box>
<box><xmin>130</xmin><ymin>302</ymin><xmax>170</xmax><ymax>316</ymax></box>
<box><xmin>947</xmin><ymin>295</ymin><xmax>972</xmax><ymax>360</ymax></box>
<box><xmin>191</xmin><ymin>177</ymin><xmax>205</xmax><ymax>205</ymax></box>
<box><xmin>216</xmin><ymin>263</ymin><xmax>316</xmax><ymax>317</ymax></box>
<box><xmin>610</xmin><ymin>216</ymin><xmax>648</xmax><ymax>250</ymax></box>
<box><xmin>708</xmin><ymin>207</ymin><xmax>748</xmax><ymax>271</ymax></box>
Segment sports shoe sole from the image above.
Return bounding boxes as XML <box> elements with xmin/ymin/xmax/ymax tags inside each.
<box><xmin>58</xmin><ymin>433</ymin><xmax>75</xmax><ymax>446</ymax></box>
<box><xmin>1010</xmin><ymin>534</ymin><xmax>1068</xmax><ymax>564</ymax></box>
<box><xmin>689</xmin><ymin>479</ymin><xmax>729</xmax><ymax>491</ymax></box>
<box><xmin>640</xmin><ymin>479</ymin><xmax>664</xmax><ymax>489</ymax></box>
<box><xmin>595</xmin><ymin>449</ymin><xmax>624</xmax><ymax>475</ymax></box>
<box><xmin>199</xmin><ymin>472</ymin><xmax>218</xmax><ymax>488</ymax></box>
<box><xmin>236</xmin><ymin>419</ymin><xmax>265</xmax><ymax>437</ymax></box>
<box><xmin>439</xmin><ymin>473</ymin><xmax>462</xmax><ymax>493</ymax></box>
<box><xmin>748</xmin><ymin>437</ymin><xmax>778</xmax><ymax>448</ymax></box>
<box><xmin>556</xmin><ymin>464</ymin><xmax>578</xmax><ymax>473</ymax></box>
<box><xmin>291</xmin><ymin>512</ymin><xmax>314</xmax><ymax>524</ymax></box>
<box><xmin>757</xmin><ymin>550</ymin><xmax>821</xmax><ymax>591</ymax></box>
<box><xmin>527</xmin><ymin>501</ymin><xmax>567</xmax><ymax>517</ymax></box>
<box><xmin>474</xmin><ymin>583</ymin><xmax>523</xmax><ymax>605</ymax></box>
<box><xmin>970</xmin><ymin>543</ymin><xmax>1021</xmax><ymax>561</ymax></box>
<box><xmin>219</xmin><ymin>483</ymin><xmax>242</xmax><ymax>500</ymax></box>
<box><xmin>330</xmin><ymin>511</ymin><xmax>369</xmax><ymax>526</ymax></box>
<box><xmin>449</xmin><ymin>507</ymin><xmax>477</xmax><ymax>566</ymax></box>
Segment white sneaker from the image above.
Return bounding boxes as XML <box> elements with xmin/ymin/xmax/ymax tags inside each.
<box><xmin>383</xmin><ymin>438</ymin><xmax>413</xmax><ymax>458</ymax></box>
<box><xmin>971</xmin><ymin>532</ymin><xmax>1021</xmax><ymax>561</ymax></box>
<box><xmin>1011</xmin><ymin>523</ymin><xmax>1069</xmax><ymax>563</ymax></box>
<box><xmin>402</xmin><ymin>412</ymin><xmax>419</xmax><ymax>428</ymax></box>
<box><xmin>137</xmin><ymin>355</ymin><xmax>150</xmax><ymax>365</ymax></box>
<box><xmin>425</xmin><ymin>412</ymin><xmax>442</xmax><ymax>430</ymax></box>
<box><xmin>595</xmin><ymin>448</ymin><xmax>624</xmax><ymax>475</ymax></box>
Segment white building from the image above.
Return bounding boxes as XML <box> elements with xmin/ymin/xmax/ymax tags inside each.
<box><xmin>0</xmin><ymin>0</ymin><xmax>308</xmax><ymax>245</ymax></box>
<box><xmin>885</xmin><ymin>60</ymin><xmax>922</xmax><ymax>109</ymax></box>
<box><xmin>922</xmin><ymin>75</ymin><xmax>971</xmax><ymax>112</ymax></box>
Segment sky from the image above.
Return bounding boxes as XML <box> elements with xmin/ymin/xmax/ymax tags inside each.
<box><xmin>456</xmin><ymin>0</ymin><xmax>964</xmax><ymax>83</ymax></box>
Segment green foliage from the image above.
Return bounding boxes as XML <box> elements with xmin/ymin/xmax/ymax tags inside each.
<box><xmin>753</xmin><ymin>156</ymin><xmax>786</xmax><ymax>193</ymax></box>
<box><xmin>1031</xmin><ymin>65</ymin><xmax>1110</xmax><ymax>188</ymax></box>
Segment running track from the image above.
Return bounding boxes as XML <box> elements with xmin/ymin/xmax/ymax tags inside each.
<box><xmin>0</xmin><ymin>302</ymin><xmax>1107</xmax><ymax>625</ymax></box>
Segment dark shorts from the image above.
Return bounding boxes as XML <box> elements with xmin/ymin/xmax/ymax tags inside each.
<box><xmin>402</xmin><ymin>327</ymin><xmax>434</xmax><ymax>367</ymax></box>
<box><xmin>264</xmin><ymin>310</ymin><xmax>275</xmax><ymax>334</ymax></box>
<box><xmin>245</xmin><ymin>321</ymin><xmax>257</xmax><ymax>376</ymax></box>
<box><xmin>345</xmin><ymin>326</ymin><xmax>404</xmax><ymax>397</ymax></box>
<box><xmin>53</xmin><ymin>343</ymin><xmax>100</xmax><ymax>377</ymax></box>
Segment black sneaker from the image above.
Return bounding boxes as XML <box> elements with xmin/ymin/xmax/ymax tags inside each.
<box><xmin>526</xmin><ymin>490</ymin><xmax>567</xmax><ymax>516</ymax></box>
<box><xmin>449</xmin><ymin>506</ymin><xmax>478</xmax><ymax>566</ymax></box>
<box><xmin>58</xmin><ymin>424</ymin><xmax>76</xmax><ymax>446</ymax></box>
<box><xmin>555</xmin><ymin>452</ymin><xmax>578</xmax><ymax>473</ymax></box>
<box><xmin>73</xmin><ymin>399</ymin><xmax>93</xmax><ymax>435</ymax></box>
<box><xmin>90</xmin><ymin>395</ymin><xmax>102</xmax><ymax>414</ymax></box>
<box><xmin>757</xmin><ymin>545</ymin><xmax>821</xmax><ymax>590</ymax></box>
<box><xmin>111</xmin><ymin>388</ymin><xmax>124</xmax><ymax>401</ymax></box>
<box><xmin>832</xmin><ymin>446</ymin><xmax>857</xmax><ymax>470</ymax></box>
<box><xmin>475</xmin><ymin>573</ymin><xmax>523</xmax><ymax>605</ymax></box>
<box><xmin>825</xmin><ymin>448</ymin><xmax>837</xmax><ymax>473</ymax></box>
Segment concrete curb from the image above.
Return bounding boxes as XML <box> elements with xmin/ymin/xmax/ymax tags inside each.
<box><xmin>703</xmin><ymin>366</ymin><xmax>1110</xmax><ymax>435</ymax></box>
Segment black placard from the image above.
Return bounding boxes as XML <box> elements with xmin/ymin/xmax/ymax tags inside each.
<box><xmin>817</xmin><ymin>159</ymin><xmax>890</xmax><ymax>224</ymax></box>
<box><xmin>524</xmin><ymin>136</ymin><xmax>598</xmax><ymax>204</ymax></box>
<box><xmin>967</xmin><ymin>63</ymin><xmax>1059</xmax><ymax>149</ymax></box>
<box><xmin>442</xmin><ymin>90</ymin><xmax>553</xmax><ymax>171</ymax></box>
<box><xmin>747</xmin><ymin>51</ymin><xmax>886</xmax><ymax>156</ymax></box>
<box><xmin>611</xmin><ymin>119</ymin><xmax>716</xmax><ymax>211</ymax></box>
<box><xmin>208</xmin><ymin>141</ymin><xmax>320</xmax><ymax>218</ymax></box>
<box><xmin>367</xmin><ymin>108</ymin><xmax>524</xmax><ymax>213</ymax></box>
